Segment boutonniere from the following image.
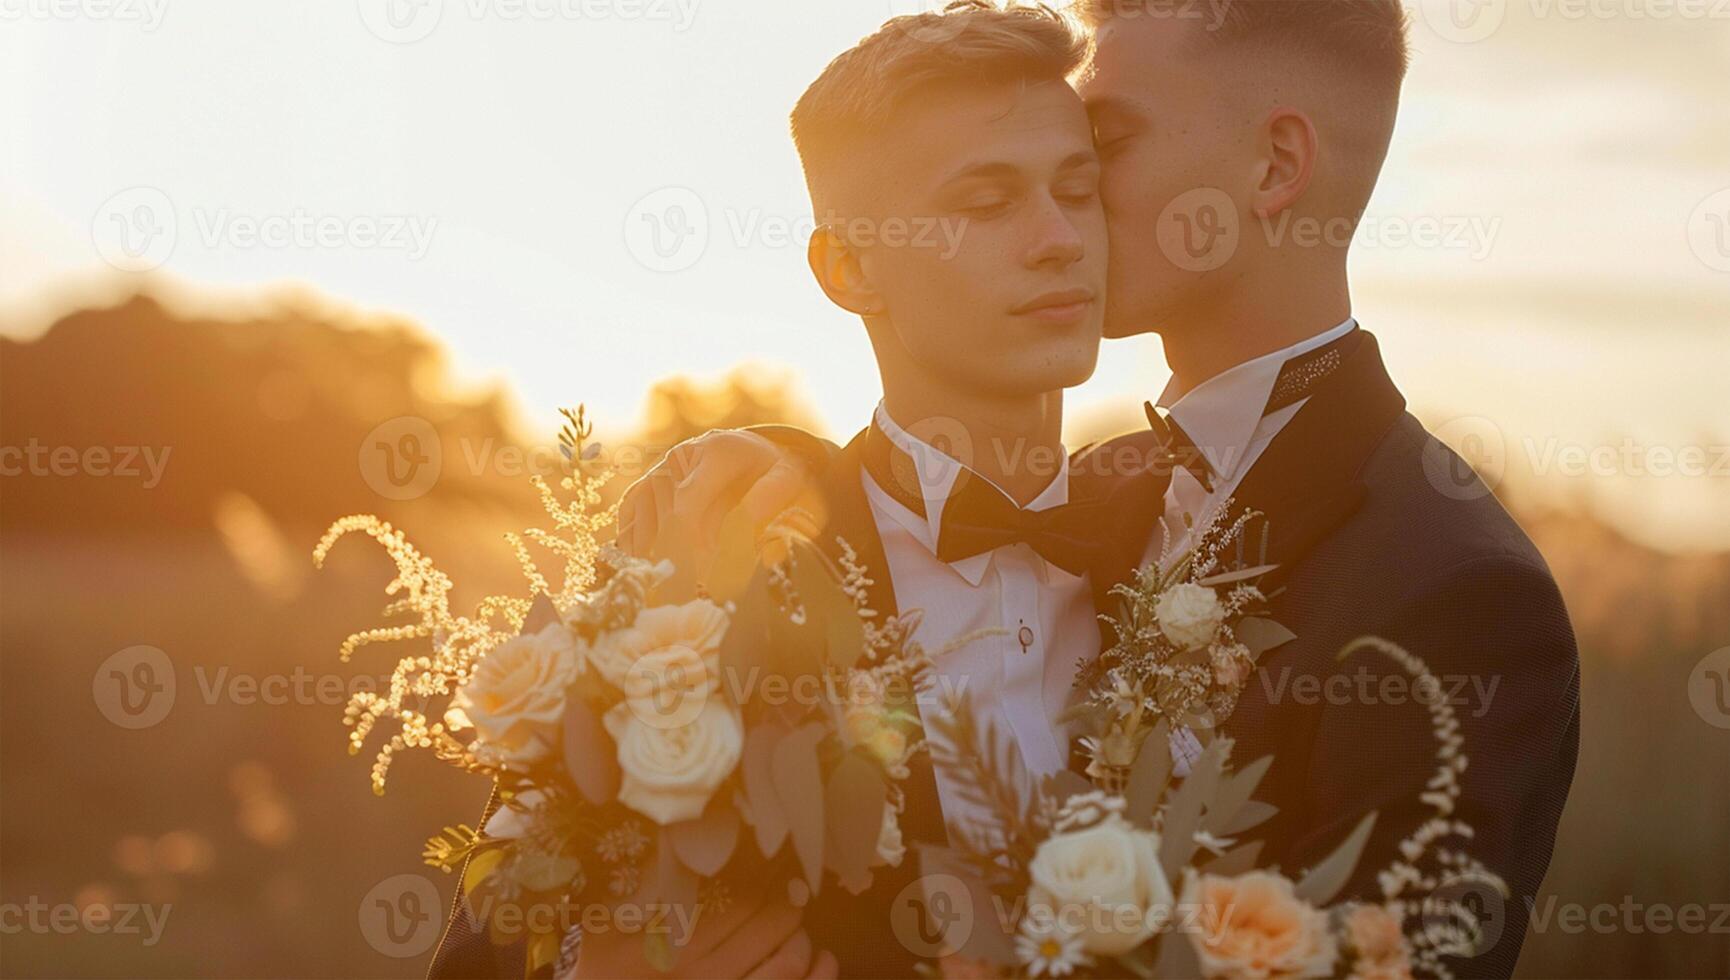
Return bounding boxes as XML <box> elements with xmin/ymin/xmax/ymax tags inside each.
<box><xmin>1071</xmin><ymin>501</ymin><xmax>1296</xmax><ymax>785</ymax></box>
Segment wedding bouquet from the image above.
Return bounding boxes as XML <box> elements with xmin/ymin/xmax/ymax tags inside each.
<box><xmin>315</xmin><ymin>409</ymin><xmax>932</xmax><ymax>974</ymax></box>
<box><xmin>919</xmin><ymin>509</ymin><xmax>1507</xmax><ymax>980</ymax></box>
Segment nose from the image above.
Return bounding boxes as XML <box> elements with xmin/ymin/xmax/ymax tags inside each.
<box><xmin>1024</xmin><ymin>194</ymin><xmax>1086</xmax><ymax>270</ymax></box>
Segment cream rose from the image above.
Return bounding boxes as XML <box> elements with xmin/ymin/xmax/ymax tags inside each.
<box><xmin>1182</xmin><ymin>870</ymin><xmax>1338</xmax><ymax>979</ymax></box>
<box><xmin>1026</xmin><ymin>814</ymin><xmax>1174</xmax><ymax>957</ymax></box>
<box><xmin>1343</xmin><ymin>904</ymin><xmax>1413</xmax><ymax>980</ymax></box>
<box><xmin>456</xmin><ymin>623</ymin><xmax>582</xmax><ymax>766</ymax></box>
<box><xmin>603</xmin><ymin>698</ymin><xmax>743</xmax><ymax>825</ymax></box>
<box><xmin>580</xmin><ymin>599</ymin><xmax>729</xmax><ymax>691</ymax></box>
<box><xmin>1156</xmin><ymin>583</ymin><xmax>1226</xmax><ymax>651</ymax></box>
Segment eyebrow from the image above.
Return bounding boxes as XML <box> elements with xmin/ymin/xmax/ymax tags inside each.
<box><xmin>935</xmin><ymin>150</ymin><xmax>1101</xmax><ymax>188</ymax></box>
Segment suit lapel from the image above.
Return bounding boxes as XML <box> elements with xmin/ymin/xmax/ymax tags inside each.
<box><xmin>812</xmin><ymin>429</ymin><xmax>900</xmax><ymax>622</ymax></box>
<box><xmin>1226</xmin><ymin>330</ymin><xmax>1406</xmax><ymax>589</ymax></box>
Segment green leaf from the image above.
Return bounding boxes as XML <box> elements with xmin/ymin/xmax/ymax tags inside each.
<box><xmin>1294</xmin><ymin>811</ymin><xmax>1377</xmax><ymax>906</ymax></box>
<box><xmin>643</xmin><ymin>931</ymin><xmax>675</xmax><ymax>973</ymax></box>
<box><xmin>561</xmin><ymin>695</ymin><xmax>619</xmax><ymax>805</ymax></box>
<box><xmin>742</xmin><ymin>720</ymin><xmax>789</xmax><ymax>856</ymax></box>
<box><xmin>1201</xmin><ymin>839</ymin><xmax>1264</xmax><ymax>877</ymax></box>
<box><xmin>788</xmin><ymin>540</ymin><xmax>865</xmax><ymax>672</ymax></box>
<box><xmin>1150</xmin><ymin>930</ymin><xmax>1203</xmax><ymax>980</ymax></box>
<box><xmin>1196</xmin><ymin>563</ymin><xmax>1278</xmax><ymax>587</ymax></box>
<box><xmin>521</xmin><ymin>593</ymin><xmax>560</xmax><ymax>634</ymax></box>
<box><xmin>822</xmin><ymin>752</ymin><xmax>887</xmax><ymax>894</ymax></box>
<box><xmin>1124</xmin><ymin>720</ymin><xmax>1174</xmax><ymax>827</ymax></box>
<box><xmin>669</xmin><ymin>804</ymin><xmax>740</xmax><ymax>877</ymax></box>
<box><xmin>1235</xmin><ymin>616</ymin><xmax>1298</xmax><ymax>658</ymax></box>
<box><xmin>1221</xmin><ymin>800</ymin><xmax>1279</xmax><ymax>836</ymax></box>
<box><xmin>1157</xmin><ymin>737</ymin><xmax>1227</xmax><ymax>878</ymax></box>
<box><xmin>1202</xmin><ymin>755</ymin><xmax>1272</xmax><ymax>837</ymax></box>
<box><xmin>772</xmin><ymin>721</ymin><xmax>828</xmax><ymax>893</ymax></box>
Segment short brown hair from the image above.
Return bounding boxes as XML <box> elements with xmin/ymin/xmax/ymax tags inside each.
<box><xmin>790</xmin><ymin>1</ymin><xmax>1086</xmax><ymax>214</ymax></box>
<box><xmin>1075</xmin><ymin>0</ymin><xmax>1409</xmax><ymax>86</ymax></box>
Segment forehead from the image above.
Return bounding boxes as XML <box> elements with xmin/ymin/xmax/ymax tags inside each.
<box><xmin>885</xmin><ymin>78</ymin><xmax>1093</xmax><ymax>176</ymax></box>
<box><xmin>1077</xmin><ymin>16</ymin><xmax>1204</xmax><ymax>105</ymax></box>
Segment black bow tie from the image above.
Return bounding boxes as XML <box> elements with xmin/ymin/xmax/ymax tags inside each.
<box><xmin>861</xmin><ymin>423</ymin><xmax>1108</xmax><ymax>577</ymax></box>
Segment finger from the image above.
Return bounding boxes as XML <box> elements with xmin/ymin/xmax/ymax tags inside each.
<box><xmin>745</xmin><ymin>929</ymin><xmax>813</xmax><ymax>980</ymax></box>
<box><xmin>738</xmin><ymin>458</ymin><xmax>816</xmax><ymax>529</ymax></box>
<box><xmin>675</xmin><ymin>887</ymin><xmax>766</xmax><ymax>962</ymax></box>
<box><xmin>692</xmin><ymin>900</ymin><xmax>802</xmax><ymax>979</ymax></box>
<box><xmin>803</xmin><ymin>949</ymin><xmax>838</xmax><ymax>980</ymax></box>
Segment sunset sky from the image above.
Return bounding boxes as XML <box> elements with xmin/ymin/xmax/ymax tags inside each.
<box><xmin>3</xmin><ymin>0</ymin><xmax>1727</xmax><ymax>551</ymax></box>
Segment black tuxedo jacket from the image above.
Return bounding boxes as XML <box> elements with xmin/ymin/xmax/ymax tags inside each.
<box><xmin>1075</xmin><ymin>329</ymin><xmax>1581</xmax><ymax>978</ymax></box>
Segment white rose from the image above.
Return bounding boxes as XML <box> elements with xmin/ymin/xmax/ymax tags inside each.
<box><xmin>1026</xmin><ymin>814</ymin><xmax>1174</xmax><ymax>957</ymax></box>
<box><xmin>1156</xmin><ymin>583</ymin><xmax>1226</xmax><ymax>651</ymax></box>
<box><xmin>456</xmin><ymin>623</ymin><xmax>582</xmax><ymax>766</ymax></box>
<box><xmin>603</xmin><ymin>698</ymin><xmax>743</xmax><ymax>826</ymax></box>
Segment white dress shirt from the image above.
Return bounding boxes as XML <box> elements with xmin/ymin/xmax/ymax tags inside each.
<box><xmin>1145</xmin><ymin>318</ymin><xmax>1359</xmax><ymax>567</ymax></box>
<box><xmin>862</xmin><ymin>403</ymin><xmax>1098</xmax><ymax>838</ymax></box>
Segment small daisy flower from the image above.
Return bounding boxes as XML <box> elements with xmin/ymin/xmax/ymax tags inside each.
<box><xmin>1015</xmin><ymin>911</ymin><xmax>1090</xmax><ymax>978</ymax></box>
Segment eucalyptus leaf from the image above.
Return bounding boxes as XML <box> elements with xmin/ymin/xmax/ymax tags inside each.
<box><xmin>1201</xmin><ymin>839</ymin><xmax>1264</xmax><ymax>877</ymax></box>
<box><xmin>1196</xmin><ymin>563</ymin><xmax>1278</xmax><ymax>587</ymax></box>
<box><xmin>1149</xmin><ymin>928</ymin><xmax>1204</xmax><ymax>979</ymax></box>
<box><xmin>1157</xmin><ymin>738</ymin><xmax>1227</xmax><ymax>878</ymax></box>
<box><xmin>771</xmin><ymin>721</ymin><xmax>828</xmax><ymax>892</ymax></box>
<box><xmin>1294</xmin><ymin>811</ymin><xmax>1378</xmax><ymax>906</ymax></box>
<box><xmin>1202</xmin><ymin>756</ymin><xmax>1272</xmax><ymax>836</ymax></box>
<box><xmin>789</xmin><ymin>540</ymin><xmax>865</xmax><ymax>672</ymax></box>
<box><xmin>742</xmin><ymin>720</ymin><xmax>789</xmax><ymax>856</ymax></box>
<box><xmin>1124</xmin><ymin>720</ymin><xmax>1174</xmax><ymax>826</ymax></box>
<box><xmin>1235</xmin><ymin>616</ymin><xmax>1298</xmax><ymax>658</ymax></box>
<box><xmin>521</xmin><ymin>593</ymin><xmax>560</xmax><ymax>634</ymax></box>
<box><xmin>1221</xmin><ymin>800</ymin><xmax>1279</xmax><ymax>836</ymax></box>
<box><xmin>669</xmin><ymin>805</ymin><xmax>741</xmax><ymax>878</ymax></box>
<box><xmin>822</xmin><ymin>752</ymin><xmax>887</xmax><ymax>894</ymax></box>
<box><xmin>561</xmin><ymin>695</ymin><xmax>619</xmax><ymax>805</ymax></box>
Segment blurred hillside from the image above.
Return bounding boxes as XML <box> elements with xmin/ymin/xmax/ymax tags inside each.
<box><xmin>0</xmin><ymin>292</ymin><xmax>1726</xmax><ymax>977</ymax></box>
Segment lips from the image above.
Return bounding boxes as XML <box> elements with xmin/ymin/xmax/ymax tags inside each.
<box><xmin>1011</xmin><ymin>287</ymin><xmax>1096</xmax><ymax>319</ymax></box>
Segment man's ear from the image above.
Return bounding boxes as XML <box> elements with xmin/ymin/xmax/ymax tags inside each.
<box><xmin>1250</xmin><ymin>106</ymin><xmax>1318</xmax><ymax>219</ymax></box>
<box><xmin>807</xmin><ymin>226</ymin><xmax>883</xmax><ymax>317</ymax></box>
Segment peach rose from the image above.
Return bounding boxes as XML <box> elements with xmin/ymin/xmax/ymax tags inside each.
<box><xmin>1343</xmin><ymin>904</ymin><xmax>1413</xmax><ymax>980</ymax></box>
<box><xmin>1182</xmin><ymin>871</ymin><xmax>1338</xmax><ymax>979</ymax></box>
